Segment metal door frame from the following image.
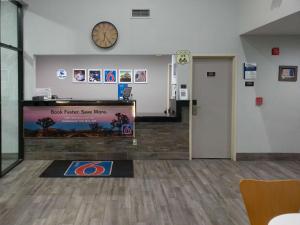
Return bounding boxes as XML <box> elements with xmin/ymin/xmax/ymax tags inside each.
<box><xmin>0</xmin><ymin>0</ymin><xmax>24</xmax><ymax>177</ymax></box>
<box><xmin>189</xmin><ymin>54</ymin><xmax>237</xmax><ymax>161</ymax></box>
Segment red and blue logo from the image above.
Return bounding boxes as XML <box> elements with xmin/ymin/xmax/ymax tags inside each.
<box><xmin>122</xmin><ymin>124</ymin><xmax>133</xmax><ymax>135</ymax></box>
<box><xmin>64</xmin><ymin>161</ymin><xmax>113</xmax><ymax>176</ymax></box>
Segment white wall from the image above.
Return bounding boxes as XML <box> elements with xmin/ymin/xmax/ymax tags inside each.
<box><xmin>239</xmin><ymin>0</ymin><xmax>300</xmax><ymax>34</ymax></box>
<box><xmin>36</xmin><ymin>55</ymin><xmax>170</xmax><ymax>115</ymax></box>
<box><xmin>238</xmin><ymin>36</ymin><xmax>300</xmax><ymax>153</ymax></box>
<box><xmin>176</xmin><ymin>64</ymin><xmax>190</xmax><ymax>100</ymax></box>
<box><xmin>23</xmin><ymin>0</ymin><xmax>241</xmax><ymax>99</ymax></box>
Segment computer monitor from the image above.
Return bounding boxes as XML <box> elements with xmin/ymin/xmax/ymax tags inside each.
<box><xmin>34</xmin><ymin>88</ymin><xmax>52</xmax><ymax>100</ymax></box>
<box><xmin>123</xmin><ymin>87</ymin><xmax>132</xmax><ymax>100</ymax></box>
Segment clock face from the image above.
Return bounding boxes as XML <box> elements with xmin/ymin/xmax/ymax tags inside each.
<box><xmin>92</xmin><ymin>21</ymin><xmax>118</xmax><ymax>49</ymax></box>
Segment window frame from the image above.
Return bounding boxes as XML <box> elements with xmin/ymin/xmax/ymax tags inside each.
<box><xmin>0</xmin><ymin>0</ymin><xmax>24</xmax><ymax>177</ymax></box>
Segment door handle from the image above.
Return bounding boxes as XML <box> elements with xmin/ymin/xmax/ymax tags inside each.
<box><xmin>192</xmin><ymin>100</ymin><xmax>199</xmax><ymax>116</ymax></box>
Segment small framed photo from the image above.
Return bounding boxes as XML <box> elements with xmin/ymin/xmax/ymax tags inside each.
<box><xmin>278</xmin><ymin>66</ymin><xmax>298</xmax><ymax>82</ymax></box>
<box><xmin>73</xmin><ymin>69</ymin><xmax>86</xmax><ymax>83</ymax></box>
<box><xmin>119</xmin><ymin>69</ymin><xmax>133</xmax><ymax>83</ymax></box>
<box><xmin>56</xmin><ymin>69</ymin><xmax>67</xmax><ymax>80</ymax></box>
<box><xmin>104</xmin><ymin>69</ymin><xmax>117</xmax><ymax>83</ymax></box>
<box><xmin>134</xmin><ymin>69</ymin><xmax>148</xmax><ymax>83</ymax></box>
<box><xmin>88</xmin><ymin>69</ymin><xmax>102</xmax><ymax>83</ymax></box>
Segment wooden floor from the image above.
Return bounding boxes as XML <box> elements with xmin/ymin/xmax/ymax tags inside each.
<box><xmin>0</xmin><ymin>160</ymin><xmax>300</xmax><ymax>225</ymax></box>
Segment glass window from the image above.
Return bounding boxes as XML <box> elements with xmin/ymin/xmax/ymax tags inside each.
<box><xmin>1</xmin><ymin>1</ymin><xmax>18</xmax><ymax>47</ymax></box>
<box><xmin>1</xmin><ymin>47</ymin><xmax>19</xmax><ymax>171</ymax></box>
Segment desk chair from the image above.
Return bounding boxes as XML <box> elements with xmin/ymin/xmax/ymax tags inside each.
<box><xmin>240</xmin><ymin>179</ymin><xmax>300</xmax><ymax>225</ymax></box>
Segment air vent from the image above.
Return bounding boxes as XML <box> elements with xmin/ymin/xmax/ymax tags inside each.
<box><xmin>132</xmin><ymin>9</ymin><xmax>150</xmax><ymax>18</ymax></box>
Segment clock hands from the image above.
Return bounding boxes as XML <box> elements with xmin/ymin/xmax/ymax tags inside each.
<box><xmin>102</xmin><ymin>32</ymin><xmax>113</xmax><ymax>46</ymax></box>
<box><xmin>101</xmin><ymin>32</ymin><xmax>106</xmax><ymax>42</ymax></box>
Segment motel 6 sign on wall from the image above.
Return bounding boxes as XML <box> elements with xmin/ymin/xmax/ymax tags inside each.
<box><xmin>176</xmin><ymin>50</ymin><xmax>191</xmax><ymax>65</ymax></box>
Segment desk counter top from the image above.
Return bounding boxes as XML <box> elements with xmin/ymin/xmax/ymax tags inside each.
<box><xmin>22</xmin><ymin>100</ymin><xmax>135</xmax><ymax>106</ymax></box>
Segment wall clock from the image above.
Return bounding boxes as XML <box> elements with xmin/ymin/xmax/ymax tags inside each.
<box><xmin>91</xmin><ymin>21</ymin><xmax>118</xmax><ymax>49</ymax></box>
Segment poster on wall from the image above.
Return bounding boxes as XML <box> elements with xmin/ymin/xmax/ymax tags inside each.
<box><xmin>134</xmin><ymin>69</ymin><xmax>147</xmax><ymax>83</ymax></box>
<box><xmin>56</xmin><ymin>69</ymin><xmax>67</xmax><ymax>80</ymax></box>
<box><xmin>23</xmin><ymin>106</ymin><xmax>134</xmax><ymax>138</ymax></box>
<box><xmin>171</xmin><ymin>84</ymin><xmax>177</xmax><ymax>99</ymax></box>
<box><xmin>278</xmin><ymin>66</ymin><xmax>298</xmax><ymax>82</ymax></box>
<box><xmin>104</xmin><ymin>69</ymin><xmax>117</xmax><ymax>83</ymax></box>
<box><xmin>118</xmin><ymin>84</ymin><xmax>128</xmax><ymax>100</ymax></box>
<box><xmin>72</xmin><ymin>69</ymin><xmax>86</xmax><ymax>83</ymax></box>
<box><xmin>88</xmin><ymin>69</ymin><xmax>102</xmax><ymax>83</ymax></box>
<box><xmin>243</xmin><ymin>63</ymin><xmax>257</xmax><ymax>80</ymax></box>
<box><xmin>119</xmin><ymin>69</ymin><xmax>133</xmax><ymax>83</ymax></box>
<box><xmin>171</xmin><ymin>54</ymin><xmax>177</xmax><ymax>85</ymax></box>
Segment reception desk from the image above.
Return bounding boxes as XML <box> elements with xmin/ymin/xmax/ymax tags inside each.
<box><xmin>23</xmin><ymin>100</ymin><xmax>135</xmax><ymax>138</ymax></box>
<box><xmin>23</xmin><ymin>99</ymin><xmax>189</xmax><ymax>160</ymax></box>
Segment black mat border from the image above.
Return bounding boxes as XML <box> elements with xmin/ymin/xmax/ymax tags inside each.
<box><xmin>40</xmin><ymin>160</ymin><xmax>134</xmax><ymax>178</ymax></box>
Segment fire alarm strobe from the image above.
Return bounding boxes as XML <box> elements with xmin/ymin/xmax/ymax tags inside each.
<box><xmin>272</xmin><ymin>48</ymin><xmax>280</xmax><ymax>56</ymax></box>
<box><xmin>256</xmin><ymin>97</ymin><xmax>263</xmax><ymax>106</ymax></box>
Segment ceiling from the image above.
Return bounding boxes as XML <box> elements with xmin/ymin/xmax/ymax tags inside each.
<box><xmin>244</xmin><ymin>11</ymin><xmax>300</xmax><ymax>35</ymax></box>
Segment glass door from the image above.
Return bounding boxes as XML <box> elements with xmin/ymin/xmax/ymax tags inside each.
<box><xmin>0</xmin><ymin>0</ymin><xmax>23</xmax><ymax>176</ymax></box>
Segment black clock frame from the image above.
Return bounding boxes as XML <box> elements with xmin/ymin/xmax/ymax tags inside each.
<box><xmin>91</xmin><ymin>21</ymin><xmax>118</xmax><ymax>49</ymax></box>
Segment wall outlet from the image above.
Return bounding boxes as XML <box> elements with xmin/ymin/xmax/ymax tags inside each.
<box><xmin>133</xmin><ymin>139</ymin><xmax>137</xmax><ymax>145</ymax></box>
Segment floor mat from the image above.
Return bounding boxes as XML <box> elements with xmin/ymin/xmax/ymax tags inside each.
<box><xmin>40</xmin><ymin>160</ymin><xmax>134</xmax><ymax>178</ymax></box>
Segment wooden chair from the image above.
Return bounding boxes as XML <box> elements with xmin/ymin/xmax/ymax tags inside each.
<box><xmin>240</xmin><ymin>179</ymin><xmax>300</xmax><ymax>225</ymax></box>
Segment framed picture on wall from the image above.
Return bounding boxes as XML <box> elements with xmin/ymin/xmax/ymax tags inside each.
<box><xmin>56</xmin><ymin>69</ymin><xmax>67</xmax><ymax>80</ymax></box>
<box><xmin>88</xmin><ymin>69</ymin><xmax>102</xmax><ymax>83</ymax></box>
<box><xmin>119</xmin><ymin>69</ymin><xmax>133</xmax><ymax>83</ymax></box>
<box><xmin>134</xmin><ymin>69</ymin><xmax>148</xmax><ymax>83</ymax></box>
<box><xmin>278</xmin><ymin>66</ymin><xmax>298</xmax><ymax>82</ymax></box>
<box><xmin>104</xmin><ymin>69</ymin><xmax>117</xmax><ymax>83</ymax></box>
<box><xmin>72</xmin><ymin>69</ymin><xmax>86</xmax><ymax>83</ymax></box>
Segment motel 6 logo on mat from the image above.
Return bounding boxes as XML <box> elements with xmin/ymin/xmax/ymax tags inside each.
<box><xmin>64</xmin><ymin>161</ymin><xmax>113</xmax><ymax>176</ymax></box>
<box><xmin>122</xmin><ymin>124</ymin><xmax>133</xmax><ymax>135</ymax></box>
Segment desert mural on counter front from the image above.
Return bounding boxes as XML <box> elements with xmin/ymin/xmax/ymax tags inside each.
<box><xmin>23</xmin><ymin>106</ymin><xmax>134</xmax><ymax>138</ymax></box>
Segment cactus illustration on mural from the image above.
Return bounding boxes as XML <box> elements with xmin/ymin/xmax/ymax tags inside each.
<box><xmin>89</xmin><ymin>122</ymin><xmax>103</xmax><ymax>134</ymax></box>
<box><xmin>36</xmin><ymin>117</ymin><xmax>55</xmax><ymax>135</ymax></box>
<box><xmin>111</xmin><ymin>113</ymin><xmax>130</xmax><ymax>135</ymax></box>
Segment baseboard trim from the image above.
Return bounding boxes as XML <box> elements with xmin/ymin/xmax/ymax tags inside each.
<box><xmin>236</xmin><ymin>153</ymin><xmax>300</xmax><ymax>161</ymax></box>
<box><xmin>25</xmin><ymin>151</ymin><xmax>189</xmax><ymax>160</ymax></box>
